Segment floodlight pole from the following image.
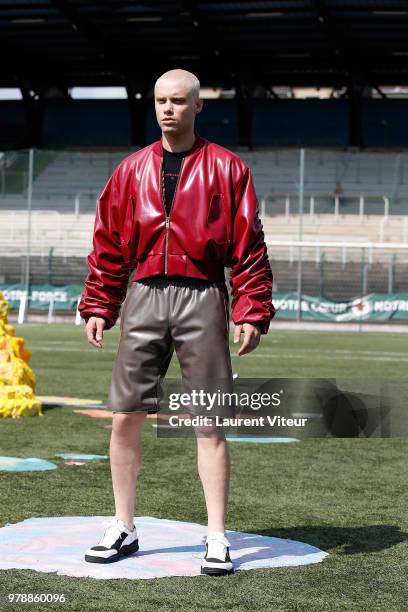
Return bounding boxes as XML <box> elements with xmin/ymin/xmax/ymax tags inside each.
<box><xmin>24</xmin><ymin>148</ymin><xmax>34</xmax><ymax>317</ymax></box>
<box><xmin>296</xmin><ymin>148</ymin><xmax>305</xmax><ymax>322</ymax></box>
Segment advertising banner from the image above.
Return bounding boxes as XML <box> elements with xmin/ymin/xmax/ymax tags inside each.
<box><xmin>1</xmin><ymin>284</ymin><xmax>408</xmax><ymax>321</ymax></box>
<box><xmin>0</xmin><ymin>284</ymin><xmax>83</xmax><ymax>312</ymax></box>
<box><xmin>273</xmin><ymin>292</ymin><xmax>408</xmax><ymax>321</ymax></box>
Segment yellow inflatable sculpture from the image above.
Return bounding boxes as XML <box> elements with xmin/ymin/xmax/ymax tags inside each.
<box><xmin>0</xmin><ymin>290</ymin><xmax>42</xmax><ymax>418</ymax></box>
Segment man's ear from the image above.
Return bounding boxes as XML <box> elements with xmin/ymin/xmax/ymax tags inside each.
<box><xmin>196</xmin><ymin>98</ymin><xmax>204</xmax><ymax>114</ymax></box>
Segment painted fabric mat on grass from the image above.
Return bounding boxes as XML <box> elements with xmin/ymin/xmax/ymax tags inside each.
<box><xmin>0</xmin><ymin>457</ymin><xmax>57</xmax><ymax>471</ymax></box>
<box><xmin>55</xmin><ymin>453</ymin><xmax>108</xmax><ymax>461</ymax></box>
<box><xmin>0</xmin><ymin>516</ymin><xmax>328</xmax><ymax>580</ymax></box>
<box><xmin>37</xmin><ymin>396</ymin><xmax>103</xmax><ymax>408</ymax></box>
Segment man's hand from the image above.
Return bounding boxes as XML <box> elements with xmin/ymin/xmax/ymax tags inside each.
<box><xmin>85</xmin><ymin>316</ymin><xmax>106</xmax><ymax>349</ymax></box>
<box><xmin>233</xmin><ymin>323</ymin><xmax>261</xmax><ymax>356</ymax></box>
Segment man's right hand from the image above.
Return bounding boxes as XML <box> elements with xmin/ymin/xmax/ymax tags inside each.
<box><xmin>85</xmin><ymin>316</ymin><xmax>106</xmax><ymax>349</ymax></box>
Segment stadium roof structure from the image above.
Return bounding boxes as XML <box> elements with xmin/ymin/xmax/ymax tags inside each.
<box><xmin>2</xmin><ymin>0</ymin><xmax>408</xmax><ymax>148</ymax></box>
<box><xmin>1</xmin><ymin>0</ymin><xmax>408</xmax><ymax>95</ymax></box>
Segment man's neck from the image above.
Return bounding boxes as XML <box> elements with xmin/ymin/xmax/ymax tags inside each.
<box><xmin>162</xmin><ymin>132</ymin><xmax>196</xmax><ymax>153</ymax></box>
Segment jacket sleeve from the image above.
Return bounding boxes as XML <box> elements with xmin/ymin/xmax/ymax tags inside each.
<box><xmin>227</xmin><ymin>166</ymin><xmax>275</xmax><ymax>334</ymax></box>
<box><xmin>77</xmin><ymin>167</ymin><xmax>132</xmax><ymax>330</ymax></box>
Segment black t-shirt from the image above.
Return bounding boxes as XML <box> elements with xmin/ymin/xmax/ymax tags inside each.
<box><xmin>162</xmin><ymin>145</ymin><xmax>191</xmax><ymax>217</ymax></box>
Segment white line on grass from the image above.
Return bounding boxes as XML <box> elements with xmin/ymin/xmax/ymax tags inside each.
<box><xmin>231</xmin><ymin>351</ymin><xmax>408</xmax><ymax>362</ymax></box>
<box><xmin>32</xmin><ymin>345</ymin><xmax>408</xmax><ymax>357</ymax></box>
<box><xmin>31</xmin><ymin>346</ymin><xmax>408</xmax><ymax>361</ymax></box>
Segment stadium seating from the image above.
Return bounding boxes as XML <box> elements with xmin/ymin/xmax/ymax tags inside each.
<box><xmin>0</xmin><ymin>211</ymin><xmax>406</xmax><ymax>260</ymax></box>
<box><xmin>1</xmin><ymin>148</ymin><xmax>408</xmax><ymax>215</ymax></box>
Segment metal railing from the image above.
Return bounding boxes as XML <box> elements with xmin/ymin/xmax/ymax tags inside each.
<box><xmin>260</xmin><ymin>192</ymin><xmax>407</xmax><ymax>218</ymax></box>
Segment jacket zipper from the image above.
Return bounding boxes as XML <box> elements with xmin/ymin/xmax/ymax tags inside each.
<box><xmin>161</xmin><ymin>157</ymin><xmax>185</xmax><ymax>275</ymax></box>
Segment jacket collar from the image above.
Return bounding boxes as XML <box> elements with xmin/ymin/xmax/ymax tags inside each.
<box><xmin>152</xmin><ymin>131</ymin><xmax>207</xmax><ymax>158</ymax></box>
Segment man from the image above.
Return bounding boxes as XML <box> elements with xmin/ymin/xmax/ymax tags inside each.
<box><xmin>78</xmin><ymin>69</ymin><xmax>275</xmax><ymax>576</ymax></box>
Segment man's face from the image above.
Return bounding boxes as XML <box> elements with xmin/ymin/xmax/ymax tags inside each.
<box><xmin>154</xmin><ymin>79</ymin><xmax>202</xmax><ymax>136</ymax></box>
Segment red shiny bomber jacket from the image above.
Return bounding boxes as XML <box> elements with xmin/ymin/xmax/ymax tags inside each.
<box><xmin>78</xmin><ymin>132</ymin><xmax>275</xmax><ymax>334</ymax></box>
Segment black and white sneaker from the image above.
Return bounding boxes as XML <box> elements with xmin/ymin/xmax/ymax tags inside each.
<box><xmin>201</xmin><ymin>532</ymin><xmax>234</xmax><ymax>576</ymax></box>
<box><xmin>84</xmin><ymin>517</ymin><xmax>139</xmax><ymax>563</ymax></box>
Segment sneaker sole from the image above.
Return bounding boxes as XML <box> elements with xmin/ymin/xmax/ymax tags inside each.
<box><xmin>200</xmin><ymin>565</ymin><xmax>235</xmax><ymax>576</ymax></box>
<box><xmin>84</xmin><ymin>541</ymin><xmax>139</xmax><ymax>564</ymax></box>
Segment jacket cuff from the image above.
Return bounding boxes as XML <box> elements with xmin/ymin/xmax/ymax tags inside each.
<box><xmin>248</xmin><ymin>321</ymin><xmax>268</xmax><ymax>335</ymax></box>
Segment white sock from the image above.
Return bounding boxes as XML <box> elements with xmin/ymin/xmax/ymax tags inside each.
<box><xmin>207</xmin><ymin>530</ymin><xmax>225</xmax><ymax>538</ymax></box>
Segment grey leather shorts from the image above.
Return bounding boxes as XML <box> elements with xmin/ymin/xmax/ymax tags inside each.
<box><xmin>106</xmin><ymin>277</ymin><xmax>235</xmax><ymax>417</ymax></box>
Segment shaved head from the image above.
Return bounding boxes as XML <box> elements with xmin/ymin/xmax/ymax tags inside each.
<box><xmin>154</xmin><ymin>68</ymin><xmax>200</xmax><ymax>101</ymax></box>
<box><xmin>154</xmin><ymin>68</ymin><xmax>203</xmax><ymax>147</ymax></box>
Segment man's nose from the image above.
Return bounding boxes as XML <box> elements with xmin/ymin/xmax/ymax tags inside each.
<box><xmin>163</xmin><ymin>102</ymin><xmax>173</xmax><ymax>114</ymax></box>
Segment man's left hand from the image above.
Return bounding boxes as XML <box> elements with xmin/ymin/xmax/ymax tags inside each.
<box><xmin>233</xmin><ymin>323</ymin><xmax>261</xmax><ymax>356</ymax></box>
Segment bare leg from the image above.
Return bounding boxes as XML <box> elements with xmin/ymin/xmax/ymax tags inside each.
<box><xmin>194</xmin><ymin>423</ymin><xmax>230</xmax><ymax>533</ymax></box>
<box><xmin>109</xmin><ymin>412</ymin><xmax>148</xmax><ymax>531</ymax></box>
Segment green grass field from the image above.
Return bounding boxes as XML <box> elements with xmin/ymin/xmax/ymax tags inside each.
<box><xmin>1</xmin><ymin>324</ymin><xmax>407</xmax><ymax>611</ymax></box>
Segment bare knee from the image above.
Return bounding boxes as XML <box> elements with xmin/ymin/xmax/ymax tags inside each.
<box><xmin>194</xmin><ymin>423</ymin><xmax>226</xmax><ymax>441</ymax></box>
<box><xmin>111</xmin><ymin>411</ymin><xmax>148</xmax><ymax>437</ymax></box>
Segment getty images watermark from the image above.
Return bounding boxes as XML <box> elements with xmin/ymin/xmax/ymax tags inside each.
<box><xmin>166</xmin><ymin>388</ymin><xmax>308</xmax><ymax>428</ymax></box>
<box><xmin>154</xmin><ymin>378</ymin><xmax>407</xmax><ymax>438</ymax></box>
